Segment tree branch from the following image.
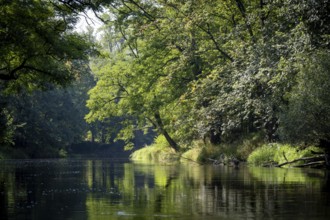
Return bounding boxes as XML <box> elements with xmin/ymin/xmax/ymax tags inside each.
<box><xmin>234</xmin><ymin>0</ymin><xmax>255</xmax><ymax>40</ymax></box>
<box><xmin>128</xmin><ymin>0</ymin><xmax>156</xmax><ymax>22</ymax></box>
<box><xmin>0</xmin><ymin>58</ymin><xmax>30</xmax><ymax>81</ymax></box>
<box><xmin>277</xmin><ymin>155</ymin><xmax>325</xmax><ymax>168</ymax></box>
<box><xmin>198</xmin><ymin>23</ymin><xmax>234</xmax><ymax>62</ymax></box>
<box><xmin>118</xmin><ymin>26</ymin><xmax>139</xmax><ymax>58</ymax></box>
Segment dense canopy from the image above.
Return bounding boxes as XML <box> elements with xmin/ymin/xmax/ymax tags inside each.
<box><xmin>1</xmin><ymin>0</ymin><xmax>330</xmax><ymax>159</ymax></box>
<box><xmin>86</xmin><ymin>0</ymin><xmax>330</xmax><ymax>151</ymax></box>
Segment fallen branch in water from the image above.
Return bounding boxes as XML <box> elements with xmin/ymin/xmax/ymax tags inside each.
<box><xmin>276</xmin><ymin>155</ymin><xmax>325</xmax><ymax>168</ymax></box>
<box><xmin>293</xmin><ymin>161</ymin><xmax>325</xmax><ymax>168</ymax></box>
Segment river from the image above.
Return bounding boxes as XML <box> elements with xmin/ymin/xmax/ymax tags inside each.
<box><xmin>0</xmin><ymin>159</ymin><xmax>330</xmax><ymax>220</ymax></box>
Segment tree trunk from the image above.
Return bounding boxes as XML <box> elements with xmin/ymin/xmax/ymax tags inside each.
<box><xmin>154</xmin><ymin>112</ymin><xmax>180</xmax><ymax>152</ymax></box>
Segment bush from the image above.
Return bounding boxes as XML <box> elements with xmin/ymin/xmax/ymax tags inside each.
<box><xmin>274</xmin><ymin>145</ymin><xmax>322</xmax><ymax>166</ymax></box>
<box><xmin>247</xmin><ymin>144</ymin><xmax>278</xmax><ymax>166</ymax></box>
<box><xmin>180</xmin><ymin>147</ymin><xmax>205</xmax><ymax>163</ymax></box>
<box><xmin>236</xmin><ymin>132</ymin><xmax>265</xmax><ymax>160</ymax></box>
<box><xmin>130</xmin><ymin>135</ymin><xmax>179</xmax><ymax>163</ymax></box>
<box><xmin>248</xmin><ymin>143</ymin><xmax>323</xmax><ymax>167</ymax></box>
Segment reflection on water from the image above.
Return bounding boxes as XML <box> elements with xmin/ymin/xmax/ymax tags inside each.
<box><xmin>0</xmin><ymin>159</ymin><xmax>330</xmax><ymax>220</ymax></box>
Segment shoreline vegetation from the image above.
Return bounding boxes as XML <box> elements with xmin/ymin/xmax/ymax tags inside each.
<box><xmin>130</xmin><ymin>143</ymin><xmax>325</xmax><ymax>168</ymax></box>
<box><xmin>0</xmin><ymin>135</ymin><xmax>327</xmax><ymax>169</ymax></box>
<box><xmin>130</xmin><ymin>135</ymin><xmax>326</xmax><ymax>169</ymax></box>
<box><xmin>1</xmin><ymin>1</ymin><xmax>330</xmax><ymax>171</ymax></box>
<box><xmin>1</xmin><ymin>132</ymin><xmax>327</xmax><ymax>169</ymax></box>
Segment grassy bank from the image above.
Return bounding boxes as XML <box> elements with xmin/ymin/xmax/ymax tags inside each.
<box><xmin>247</xmin><ymin>143</ymin><xmax>322</xmax><ymax>167</ymax></box>
<box><xmin>131</xmin><ymin>133</ymin><xmax>265</xmax><ymax>164</ymax></box>
<box><xmin>130</xmin><ymin>136</ymin><xmax>179</xmax><ymax>164</ymax></box>
<box><xmin>130</xmin><ymin>134</ymin><xmax>324</xmax><ymax>168</ymax></box>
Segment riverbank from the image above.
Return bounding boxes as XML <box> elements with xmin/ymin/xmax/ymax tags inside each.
<box><xmin>1</xmin><ymin>138</ymin><xmax>326</xmax><ymax>169</ymax></box>
<box><xmin>130</xmin><ymin>137</ymin><xmax>325</xmax><ymax>168</ymax></box>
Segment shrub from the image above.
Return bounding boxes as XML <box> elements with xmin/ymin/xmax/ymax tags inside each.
<box><xmin>274</xmin><ymin>145</ymin><xmax>322</xmax><ymax>166</ymax></box>
<box><xmin>180</xmin><ymin>147</ymin><xmax>204</xmax><ymax>163</ymax></box>
<box><xmin>236</xmin><ymin>132</ymin><xmax>266</xmax><ymax>160</ymax></box>
<box><xmin>180</xmin><ymin>141</ymin><xmax>240</xmax><ymax>164</ymax></box>
<box><xmin>248</xmin><ymin>143</ymin><xmax>323</xmax><ymax>167</ymax></box>
<box><xmin>247</xmin><ymin>144</ymin><xmax>278</xmax><ymax>166</ymax></box>
<box><xmin>130</xmin><ymin>135</ymin><xmax>179</xmax><ymax>164</ymax></box>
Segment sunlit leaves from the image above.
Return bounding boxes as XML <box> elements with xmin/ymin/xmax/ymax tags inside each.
<box><xmin>87</xmin><ymin>0</ymin><xmax>330</xmax><ymax>149</ymax></box>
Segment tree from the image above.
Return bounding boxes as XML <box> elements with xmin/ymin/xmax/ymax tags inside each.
<box><xmin>0</xmin><ymin>0</ymin><xmax>103</xmax><ymax>153</ymax></box>
<box><xmin>86</xmin><ymin>0</ymin><xmax>330</xmax><ymax>153</ymax></box>
<box><xmin>189</xmin><ymin>0</ymin><xmax>330</xmax><ymax>144</ymax></box>
<box><xmin>279</xmin><ymin>51</ymin><xmax>330</xmax><ymax>146</ymax></box>
<box><xmin>86</xmin><ymin>0</ymin><xmax>188</xmax><ymax>151</ymax></box>
<box><xmin>0</xmin><ymin>0</ymin><xmax>96</xmax><ymax>90</ymax></box>
<box><xmin>2</xmin><ymin>66</ymin><xmax>95</xmax><ymax>158</ymax></box>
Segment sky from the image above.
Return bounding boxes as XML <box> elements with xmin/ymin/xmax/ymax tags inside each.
<box><xmin>75</xmin><ymin>10</ymin><xmax>103</xmax><ymax>35</ymax></box>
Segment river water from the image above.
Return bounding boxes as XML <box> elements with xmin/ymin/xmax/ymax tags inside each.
<box><xmin>0</xmin><ymin>159</ymin><xmax>330</xmax><ymax>220</ymax></box>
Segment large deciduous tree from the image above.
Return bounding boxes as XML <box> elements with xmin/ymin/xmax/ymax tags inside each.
<box><xmin>86</xmin><ymin>0</ymin><xmax>330</xmax><ymax>152</ymax></box>
<box><xmin>0</xmin><ymin>0</ymin><xmax>100</xmax><ymax>153</ymax></box>
<box><xmin>0</xmin><ymin>0</ymin><xmax>97</xmax><ymax>89</ymax></box>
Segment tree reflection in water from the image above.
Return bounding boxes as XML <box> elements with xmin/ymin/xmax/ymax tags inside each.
<box><xmin>0</xmin><ymin>159</ymin><xmax>329</xmax><ymax>220</ymax></box>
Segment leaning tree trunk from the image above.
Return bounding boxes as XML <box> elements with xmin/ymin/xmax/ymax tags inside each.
<box><xmin>154</xmin><ymin>112</ymin><xmax>180</xmax><ymax>152</ymax></box>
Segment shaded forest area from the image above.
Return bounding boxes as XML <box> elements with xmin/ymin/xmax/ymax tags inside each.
<box><xmin>1</xmin><ymin>0</ymin><xmax>330</xmax><ymax>163</ymax></box>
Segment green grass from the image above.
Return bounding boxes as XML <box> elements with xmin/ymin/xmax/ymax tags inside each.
<box><xmin>131</xmin><ymin>133</ymin><xmax>322</xmax><ymax>167</ymax></box>
<box><xmin>132</xmin><ymin>132</ymin><xmax>265</xmax><ymax>165</ymax></box>
<box><xmin>273</xmin><ymin>144</ymin><xmax>321</xmax><ymax>166</ymax></box>
<box><xmin>130</xmin><ymin>135</ymin><xmax>179</xmax><ymax>164</ymax></box>
<box><xmin>180</xmin><ymin>140</ymin><xmax>241</xmax><ymax>164</ymax></box>
<box><xmin>247</xmin><ymin>143</ymin><xmax>322</xmax><ymax>167</ymax></box>
<box><xmin>247</xmin><ymin>144</ymin><xmax>278</xmax><ymax>166</ymax></box>
<box><xmin>180</xmin><ymin>146</ymin><xmax>205</xmax><ymax>163</ymax></box>
<box><xmin>180</xmin><ymin>133</ymin><xmax>265</xmax><ymax>164</ymax></box>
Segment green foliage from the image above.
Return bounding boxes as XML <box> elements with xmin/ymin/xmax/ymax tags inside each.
<box><xmin>248</xmin><ymin>143</ymin><xmax>323</xmax><ymax>166</ymax></box>
<box><xmin>0</xmin><ymin>0</ymin><xmax>100</xmax><ymax>157</ymax></box>
<box><xmin>0</xmin><ymin>109</ymin><xmax>16</xmax><ymax>145</ymax></box>
<box><xmin>0</xmin><ymin>0</ymin><xmax>93</xmax><ymax>90</ymax></box>
<box><xmin>180</xmin><ymin>140</ymin><xmax>241</xmax><ymax>164</ymax></box>
<box><xmin>153</xmin><ymin>135</ymin><xmax>170</xmax><ymax>149</ymax></box>
<box><xmin>236</xmin><ymin>133</ymin><xmax>266</xmax><ymax>160</ymax></box>
<box><xmin>81</xmin><ymin>0</ymin><xmax>330</xmax><ymax>157</ymax></box>
<box><xmin>0</xmin><ymin>69</ymin><xmax>95</xmax><ymax>158</ymax></box>
<box><xmin>274</xmin><ymin>145</ymin><xmax>321</xmax><ymax>165</ymax></box>
<box><xmin>273</xmin><ymin>145</ymin><xmax>301</xmax><ymax>165</ymax></box>
<box><xmin>130</xmin><ymin>135</ymin><xmax>179</xmax><ymax>163</ymax></box>
<box><xmin>279</xmin><ymin>51</ymin><xmax>330</xmax><ymax>145</ymax></box>
<box><xmin>180</xmin><ymin>147</ymin><xmax>205</xmax><ymax>164</ymax></box>
<box><xmin>0</xmin><ymin>0</ymin><xmax>329</xmax><ymax>160</ymax></box>
<box><xmin>180</xmin><ymin>132</ymin><xmax>265</xmax><ymax>164</ymax></box>
<box><xmin>247</xmin><ymin>144</ymin><xmax>278</xmax><ymax>166</ymax></box>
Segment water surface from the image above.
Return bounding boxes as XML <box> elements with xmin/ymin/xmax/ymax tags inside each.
<box><xmin>1</xmin><ymin>159</ymin><xmax>330</xmax><ymax>219</ymax></box>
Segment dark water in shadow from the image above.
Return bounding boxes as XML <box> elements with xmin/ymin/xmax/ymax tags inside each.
<box><xmin>0</xmin><ymin>159</ymin><xmax>330</xmax><ymax>220</ymax></box>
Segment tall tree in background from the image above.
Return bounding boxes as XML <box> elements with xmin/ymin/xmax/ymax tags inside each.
<box><xmin>0</xmin><ymin>0</ymin><xmax>100</xmax><ymax>154</ymax></box>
